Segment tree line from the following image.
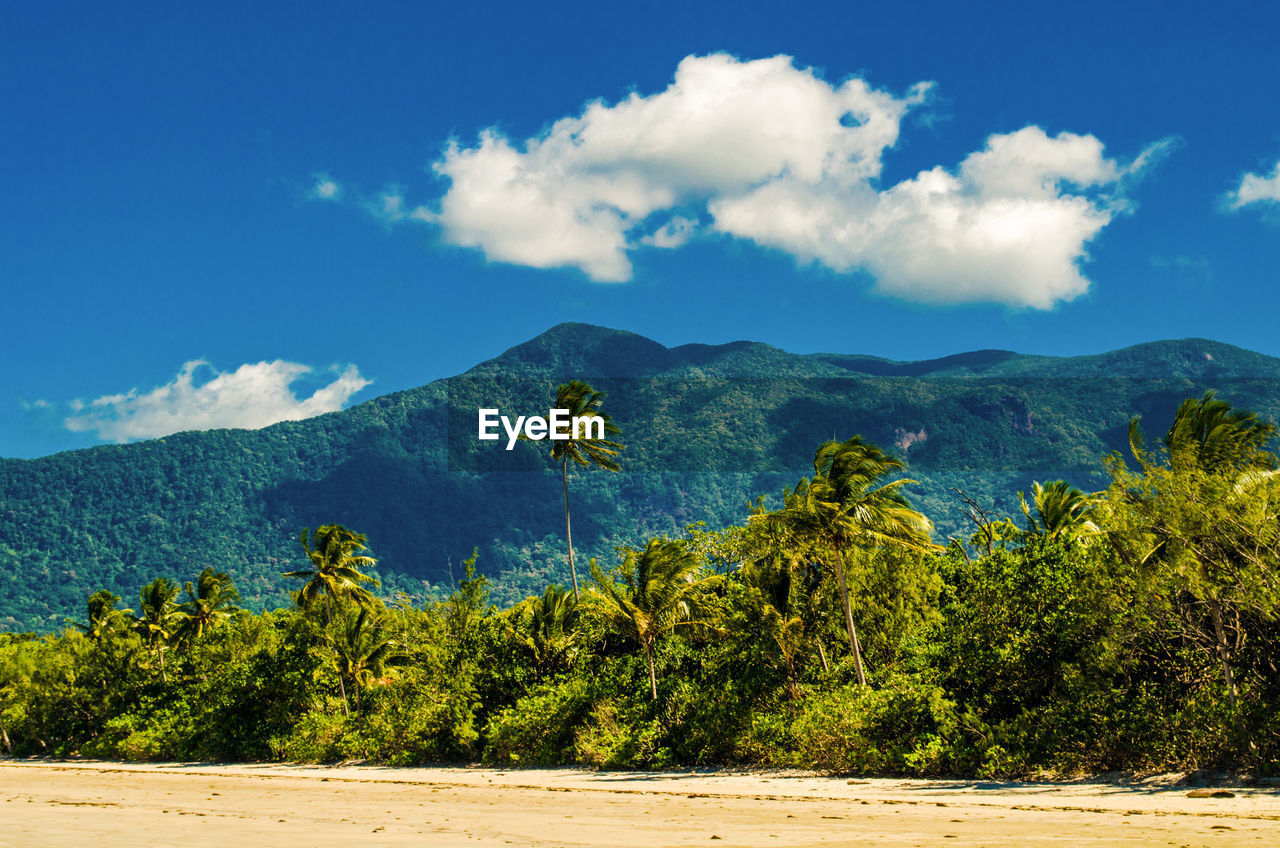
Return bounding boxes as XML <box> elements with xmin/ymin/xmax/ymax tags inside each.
<box><xmin>1</xmin><ymin>387</ymin><xmax>1277</xmax><ymax>776</ymax></box>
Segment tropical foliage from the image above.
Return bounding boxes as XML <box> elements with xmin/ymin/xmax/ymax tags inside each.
<box><xmin>3</xmin><ymin>390</ymin><xmax>1280</xmax><ymax>778</ymax></box>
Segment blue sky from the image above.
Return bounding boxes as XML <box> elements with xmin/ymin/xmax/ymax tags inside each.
<box><xmin>3</xmin><ymin>0</ymin><xmax>1279</xmax><ymax>458</ymax></box>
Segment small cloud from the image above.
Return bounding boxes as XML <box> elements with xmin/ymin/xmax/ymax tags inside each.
<box><xmin>1150</xmin><ymin>254</ymin><xmax>1212</xmax><ymax>291</ymax></box>
<box><xmin>1226</xmin><ymin>159</ymin><xmax>1280</xmax><ymax>211</ymax></box>
<box><xmin>309</xmin><ymin>174</ymin><xmax>341</xmax><ymax>201</ymax></box>
<box><xmin>640</xmin><ymin>216</ymin><xmax>698</xmax><ymax>249</ymax></box>
<box><xmin>1150</xmin><ymin>254</ymin><xmax>1210</xmax><ymax>272</ymax></box>
<box><xmin>20</xmin><ymin>398</ymin><xmax>52</xmax><ymax>410</ymax></box>
<box><xmin>64</xmin><ymin>359</ymin><xmax>371</xmax><ymax>443</ymax></box>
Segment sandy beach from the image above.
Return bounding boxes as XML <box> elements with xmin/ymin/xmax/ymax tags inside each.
<box><xmin>1</xmin><ymin>761</ymin><xmax>1277</xmax><ymax>847</ymax></box>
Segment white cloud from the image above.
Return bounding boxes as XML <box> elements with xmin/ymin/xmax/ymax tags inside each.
<box><xmin>394</xmin><ymin>53</ymin><xmax>1160</xmax><ymax>309</ymax></box>
<box><xmin>640</xmin><ymin>216</ymin><xmax>698</xmax><ymax>249</ymax></box>
<box><xmin>310</xmin><ymin>175</ymin><xmax>341</xmax><ymax>201</ymax></box>
<box><xmin>1228</xmin><ymin>159</ymin><xmax>1280</xmax><ymax>209</ymax></box>
<box><xmin>64</xmin><ymin>360</ymin><xmax>371</xmax><ymax>443</ymax></box>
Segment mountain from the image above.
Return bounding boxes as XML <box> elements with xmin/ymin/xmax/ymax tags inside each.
<box><xmin>4</xmin><ymin>323</ymin><xmax>1280</xmax><ymax>632</ymax></box>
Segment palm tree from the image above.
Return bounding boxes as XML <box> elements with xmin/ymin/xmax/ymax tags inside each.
<box><xmin>177</xmin><ymin>569</ymin><xmax>239</xmax><ymax>644</ymax></box>
<box><xmin>510</xmin><ymin>584</ymin><xmax>581</xmax><ymax>676</ymax></box>
<box><xmin>68</xmin><ymin>590</ymin><xmax>132</xmax><ymax>641</ymax></box>
<box><xmin>589</xmin><ymin>538</ymin><xmax>720</xmax><ymax>699</ymax></box>
<box><xmin>1158</xmin><ymin>390</ymin><xmax>1276</xmax><ymax>475</ymax></box>
<box><xmin>547</xmin><ymin>381</ymin><xmax>623</xmax><ymax>600</ymax></box>
<box><xmin>740</xmin><ymin>557</ymin><xmax>809</xmax><ymax>698</ymax></box>
<box><xmin>283</xmin><ymin>525</ymin><xmax>380</xmax><ymax>713</ymax></box>
<box><xmin>743</xmin><ymin>498</ymin><xmax>834</xmax><ymax>691</ymax></box>
<box><xmin>283</xmin><ymin>525</ymin><xmax>380</xmax><ymax>624</ymax></box>
<box><xmin>1123</xmin><ymin>392</ymin><xmax>1279</xmax><ymax>717</ymax></box>
<box><xmin>134</xmin><ymin>578</ymin><xmax>181</xmax><ymax>683</ymax></box>
<box><xmin>330</xmin><ymin>606</ymin><xmax>410</xmax><ymax>714</ymax></box>
<box><xmin>782</xmin><ymin>437</ymin><xmax>934</xmax><ymax>686</ymax></box>
<box><xmin>1019</xmin><ymin>480</ymin><xmax>1101</xmax><ymax>543</ymax></box>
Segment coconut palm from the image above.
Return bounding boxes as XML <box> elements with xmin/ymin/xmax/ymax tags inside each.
<box><xmin>68</xmin><ymin>590</ymin><xmax>132</xmax><ymax>641</ymax></box>
<box><xmin>1122</xmin><ymin>393</ymin><xmax>1280</xmax><ymax>718</ymax></box>
<box><xmin>547</xmin><ymin>381</ymin><xmax>623</xmax><ymax>600</ymax></box>
<box><xmin>782</xmin><ymin>437</ymin><xmax>934</xmax><ymax>686</ymax></box>
<box><xmin>330</xmin><ymin>606</ymin><xmax>410</xmax><ymax>714</ymax></box>
<box><xmin>589</xmin><ymin>538</ymin><xmax>720</xmax><ymax>699</ymax></box>
<box><xmin>1019</xmin><ymin>480</ymin><xmax>1101</xmax><ymax>543</ymax></box>
<box><xmin>134</xmin><ymin>578</ymin><xmax>181</xmax><ymax>683</ymax></box>
<box><xmin>1162</xmin><ymin>390</ymin><xmax>1277</xmax><ymax>474</ymax></box>
<box><xmin>510</xmin><ymin>583</ymin><xmax>581</xmax><ymax>676</ymax></box>
<box><xmin>743</xmin><ymin>498</ymin><xmax>834</xmax><ymax>690</ymax></box>
<box><xmin>177</xmin><ymin>569</ymin><xmax>239</xmax><ymax>645</ymax></box>
<box><xmin>283</xmin><ymin>525</ymin><xmax>380</xmax><ymax>624</ymax></box>
<box><xmin>740</xmin><ymin>557</ymin><xmax>809</xmax><ymax>698</ymax></box>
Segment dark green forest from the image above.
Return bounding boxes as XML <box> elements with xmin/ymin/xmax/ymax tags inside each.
<box><xmin>5</xmin><ymin>323</ymin><xmax>1280</xmax><ymax>633</ymax></box>
<box><xmin>2</xmin><ymin>389</ymin><xmax>1279</xmax><ymax>776</ymax></box>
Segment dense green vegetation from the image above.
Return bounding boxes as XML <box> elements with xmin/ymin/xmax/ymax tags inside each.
<box><xmin>3</xmin><ymin>390</ymin><xmax>1278</xmax><ymax>776</ymax></box>
<box><xmin>6</xmin><ymin>323</ymin><xmax>1280</xmax><ymax>633</ymax></box>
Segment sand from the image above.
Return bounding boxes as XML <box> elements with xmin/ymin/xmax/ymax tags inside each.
<box><xmin>1</xmin><ymin>760</ymin><xmax>1277</xmax><ymax>847</ymax></box>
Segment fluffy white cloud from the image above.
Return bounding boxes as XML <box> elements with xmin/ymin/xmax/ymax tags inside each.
<box><xmin>1228</xmin><ymin>160</ymin><xmax>1280</xmax><ymax>209</ymax></box>
<box><xmin>65</xmin><ymin>360</ymin><xmax>370</xmax><ymax>443</ymax></box>
<box><xmin>404</xmin><ymin>53</ymin><xmax>1160</xmax><ymax>309</ymax></box>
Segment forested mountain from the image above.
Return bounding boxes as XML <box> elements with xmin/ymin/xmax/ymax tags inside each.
<box><xmin>4</xmin><ymin>323</ymin><xmax>1280</xmax><ymax>632</ymax></box>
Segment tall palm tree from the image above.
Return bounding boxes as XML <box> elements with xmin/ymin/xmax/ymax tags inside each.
<box><xmin>1019</xmin><ymin>480</ymin><xmax>1101</xmax><ymax>543</ymax></box>
<box><xmin>134</xmin><ymin>578</ymin><xmax>181</xmax><ymax>683</ymax></box>
<box><xmin>177</xmin><ymin>569</ymin><xmax>239</xmax><ymax>644</ymax></box>
<box><xmin>68</xmin><ymin>590</ymin><xmax>132</xmax><ymax>641</ymax></box>
<box><xmin>782</xmin><ymin>437</ymin><xmax>934</xmax><ymax>686</ymax></box>
<box><xmin>589</xmin><ymin>538</ymin><xmax>720</xmax><ymax>699</ymax></box>
<box><xmin>283</xmin><ymin>525</ymin><xmax>380</xmax><ymax>624</ymax></box>
<box><xmin>547</xmin><ymin>381</ymin><xmax>623</xmax><ymax>600</ymax></box>
<box><xmin>330</xmin><ymin>606</ymin><xmax>410</xmax><ymax>714</ymax></box>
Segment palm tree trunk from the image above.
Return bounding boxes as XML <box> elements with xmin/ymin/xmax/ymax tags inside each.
<box><xmin>158</xmin><ymin>646</ymin><xmax>168</xmax><ymax>685</ymax></box>
<box><xmin>831</xmin><ymin>539</ymin><xmax>867</xmax><ymax>686</ymax></box>
<box><xmin>645</xmin><ymin>642</ymin><xmax>658</xmax><ymax>700</ymax></box>
<box><xmin>816</xmin><ymin>639</ymin><xmax>830</xmax><ymax>673</ymax></box>
<box><xmin>783</xmin><ymin>650</ymin><xmax>800</xmax><ymax>699</ymax></box>
<box><xmin>563</xmin><ymin>456</ymin><xmax>580</xmax><ymax>600</ymax></box>
<box><xmin>325</xmin><ymin>594</ymin><xmax>351</xmax><ymax>716</ymax></box>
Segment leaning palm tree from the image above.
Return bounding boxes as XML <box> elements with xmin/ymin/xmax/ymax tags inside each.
<box><xmin>1019</xmin><ymin>480</ymin><xmax>1101</xmax><ymax>543</ymax></box>
<box><xmin>177</xmin><ymin>569</ymin><xmax>239</xmax><ymax>645</ymax></box>
<box><xmin>547</xmin><ymin>381</ymin><xmax>623</xmax><ymax>600</ymax></box>
<box><xmin>589</xmin><ymin>538</ymin><xmax>720</xmax><ymax>699</ymax></box>
<box><xmin>1156</xmin><ymin>390</ymin><xmax>1277</xmax><ymax>475</ymax></box>
<box><xmin>283</xmin><ymin>525</ymin><xmax>380</xmax><ymax>624</ymax></box>
<box><xmin>1122</xmin><ymin>392</ymin><xmax>1279</xmax><ymax>717</ymax></box>
<box><xmin>781</xmin><ymin>437</ymin><xmax>934</xmax><ymax>686</ymax></box>
<box><xmin>134</xmin><ymin>578</ymin><xmax>181</xmax><ymax>683</ymax></box>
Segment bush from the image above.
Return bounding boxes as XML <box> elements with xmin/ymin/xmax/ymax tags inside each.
<box><xmin>786</xmin><ymin>675</ymin><xmax>967</xmax><ymax>776</ymax></box>
<box><xmin>483</xmin><ymin>676</ymin><xmax>593</xmax><ymax>765</ymax></box>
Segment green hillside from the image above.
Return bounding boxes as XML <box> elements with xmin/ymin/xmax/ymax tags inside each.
<box><xmin>4</xmin><ymin>323</ymin><xmax>1280</xmax><ymax>632</ymax></box>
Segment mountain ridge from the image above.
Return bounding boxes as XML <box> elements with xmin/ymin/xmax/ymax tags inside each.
<box><xmin>5</xmin><ymin>323</ymin><xmax>1280</xmax><ymax>632</ymax></box>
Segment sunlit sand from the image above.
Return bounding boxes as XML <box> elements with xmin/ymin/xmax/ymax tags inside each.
<box><xmin>2</xmin><ymin>761</ymin><xmax>1277</xmax><ymax>847</ymax></box>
